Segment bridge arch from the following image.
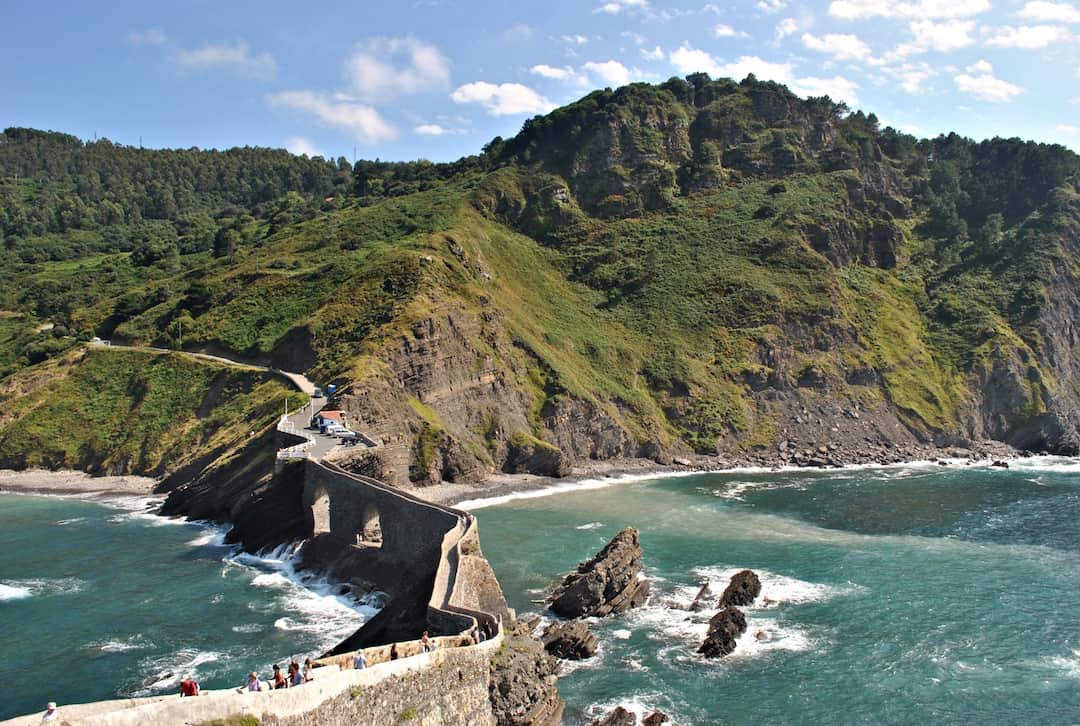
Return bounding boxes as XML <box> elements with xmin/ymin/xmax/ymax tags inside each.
<box><xmin>360</xmin><ymin>503</ymin><xmax>382</xmax><ymax>545</ymax></box>
<box><xmin>311</xmin><ymin>485</ymin><xmax>330</xmax><ymax>536</ymax></box>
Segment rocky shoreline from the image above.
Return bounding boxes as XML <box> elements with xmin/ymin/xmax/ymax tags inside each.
<box><xmin>0</xmin><ymin>468</ymin><xmax>158</xmax><ymax>497</ymax></box>
<box><xmin>422</xmin><ymin>438</ymin><xmax>1029</xmax><ymax>508</ymax></box>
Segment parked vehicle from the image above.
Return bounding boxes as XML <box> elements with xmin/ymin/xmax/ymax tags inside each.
<box><xmin>312</xmin><ymin>387</ymin><xmax>324</xmax><ymax>398</ymax></box>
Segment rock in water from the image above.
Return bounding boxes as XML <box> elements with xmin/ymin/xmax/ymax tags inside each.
<box><xmin>718</xmin><ymin>569</ymin><xmax>761</xmax><ymax>608</ymax></box>
<box><xmin>548</xmin><ymin>527</ymin><xmax>649</xmax><ymax>618</ymax></box>
<box><xmin>697</xmin><ymin>607</ymin><xmax>748</xmax><ymax>658</ymax></box>
<box><xmin>590</xmin><ymin>707</ymin><xmax>637</xmax><ymax>726</ymax></box>
<box><xmin>542</xmin><ymin>619</ymin><xmax>599</xmax><ymax>659</ymax></box>
<box><xmin>688</xmin><ymin>581</ymin><xmax>714</xmax><ymax>612</ymax></box>
<box><xmin>642</xmin><ymin>712</ymin><xmax>670</xmax><ymax>726</ymax></box>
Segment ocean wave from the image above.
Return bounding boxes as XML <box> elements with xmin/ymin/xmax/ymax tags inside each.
<box><xmin>86</xmin><ymin>635</ymin><xmax>152</xmax><ymax>653</ymax></box>
<box><xmin>132</xmin><ymin>648</ymin><xmax>221</xmax><ymax>695</ymax></box>
<box><xmin>231</xmin><ymin>623</ymin><xmax>264</xmax><ymax>634</ymax></box>
<box><xmin>224</xmin><ymin>542</ymin><xmax>376</xmax><ymax>652</ymax></box>
<box><xmin>679</xmin><ymin>566</ymin><xmax>862</xmax><ymax>609</ymax></box>
<box><xmin>584</xmin><ymin>691</ymin><xmax>679</xmax><ymax>725</ymax></box>
<box><xmin>0</xmin><ymin>583</ymin><xmax>31</xmax><ymax>601</ymax></box>
<box><xmin>55</xmin><ymin>516</ymin><xmax>86</xmax><ymax>526</ymax></box>
<box><xmin>0</xmin><ymin>577</ymin><xmax>86</xmax><ymax>600</ymax></box>
<box><xmin>457</xmin><ymin>470</ymin><xmax>705</xmax><ymax>510</ymax></box>
<box><xmin>576</xmin><ymin>521</ymin><xmax>605</xmax><ymax>530</ymax></box>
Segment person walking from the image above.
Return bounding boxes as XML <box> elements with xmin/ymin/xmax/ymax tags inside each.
<box><xmin>41</xmin><ymin>702</ymin><xmax>59</xmax><ymax>722</ymax></box>
<box><xmin>303</xmin><ymin>657</ymin><xmax>315</xmax><ymax>682</ymax></box>
<box><xmin>354</xmin><ymin>651</ymin><xmax>367</xmax><ymax>669</ymax></box>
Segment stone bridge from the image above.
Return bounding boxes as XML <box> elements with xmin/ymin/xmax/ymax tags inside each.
<box><xmin>1</xmin><ymin>377</ymin><xmax>517</xmax><ymax>726</ymax></box>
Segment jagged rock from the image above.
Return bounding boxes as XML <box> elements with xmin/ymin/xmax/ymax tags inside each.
<box><xmin>688</xmin><ymin>581</ymin><xmax>714</xmax><ymax>612</ymax></box>
<box><xmin>490</xmin><ymin>622</ymin><xmax>565</xmax><ymax>726</ymax></box>
<box><xmin>718</xmin><ymin>569</ymin><xmax>761</xmax><ymax>608</ymax></box>
<box><xmin>590</xmin><ymin>707</ymin><xmax>669</xmax><ymax>726</ymax></box>
<box><xmin>541</xmin><ymin>619</ymin><xmax>599</xmax><ymax>660</ymax></box>
<box><xmin>590</xmin><ymin>707</ymin><xmax>637</xmax><ymax>726</ymax></box>
<box><xmin>697</xmin><ymin>607</ymin><xmax>747</xmax><ymax>658</ymax></box>
<box><xmin>549</xmin><ymin>528</ymin><xmax>649</xmax><ymax>618</ymax></box>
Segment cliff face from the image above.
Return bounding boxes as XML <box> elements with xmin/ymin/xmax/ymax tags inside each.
<box><xmin>3</xmin><ymin>76</ymin><xmax>1079</xmax><ymax>484</ymax></box>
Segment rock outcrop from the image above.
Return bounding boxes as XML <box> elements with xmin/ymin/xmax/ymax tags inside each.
<box><xmin>718</xmin><ymin>569</ymin><xmax>761</xmax><ymax>608</ymax></box>
<box><xmin>541</xmin><ymin>619</ymin><xmax>599</xmax><ymax>660</ymax></box>
<box><xmin>688</xmin><ymin>581</ymin><xmax>714</xmax><ymax>612</ymax></box>
<box><xmin>697</xmin><ymin>607</ymin><xmax>748</xmax><ymax>658</ymax></box>
<box><xmin>590</xmin><ymin>707</ymin><xmax>670</xmax><ymax>726</ymax></box>
<box><xmin>489</xmin><ymin>622</ymin><xmax>565</xmax><ymax>726</ymax></box>
<box><xmin>548</xmin><ymin>528</ymin><xmax>649</xmax><ymax>618</ymax></box>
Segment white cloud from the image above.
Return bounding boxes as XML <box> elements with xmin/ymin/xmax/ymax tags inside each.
<box><xmin>790</xmin><ymin>75</ymin><xmax>860</xmax><ymax>104</ymax></box>
<box><xmin>530</xmin><ymin>64</ymin><xmax>589</xmax><ymax>85</ymax></box>
<box><xmin>344</xmin><ymin>37</ymin><xmax>450</xmax><ymax>102</ymax></box>
<box><xmin>884</xmin><ymin>61</ymin><xmax>938</xmax><ymax>92</ymax></box>
<box><xmin>668</xmin><ymin>44</ymin><xmax>859</xmax><ymax>104</ymax></box>
<box><xmin>561</xmin><ymin>34</ymin><xmax>590</xmax><ymax>45</ymax></box>
<box><xmin>1018</xmin><ymin>1</ymin><xmax>1080</xmax><ymax>22</ymax></box>
<box><xmin>172</xmin><ymin>40</ymin><xmax>277</xmax><ymax>80</ymax></box>
<box><xmin>128</xmin><ymin>28</ymin><xmax>167</xmax><ymax>47</ymax></box>
<box><xmin>1057</xmin><ymin>123</ymin><xmax>1080</xmax><ymax>132</ymax></box>
<box><xmin>451</xmin><ymin>81</ymin><xmax>555</xmax><ymax>115</ymax></box>
<box><xmin>954</xmin><ymin>63</ymin><xmax>1024</xmax><ymax>102</ymax></box>
<box><xmin>583</xmin><ymin>60</ymin><xmax>633</xmax><ymax>86</ymax></box>
<box><xmin>984</xmin><ymin>25</ymin><xmax>1073</xmax><ymax>47</ymax></box>
<box><xmin>285</xmin><ymin>136</ymin><xmax>323</xmax><ymax>157</ymax></box>
<box><xmin>776</xmin><ymin>17</ymin><xmax>799</xmax><ymax>40</ymax></box>
<box><xmin>891</xmin><ymin>19</ymin><xmax>976</xmax><ymax>56</ymax></box>
<box><xmin>414</xmin><ymin>123</ymin><xmax>465</xmax><ymax>136</ymax></box>
<box><xmin>641</xmin><ymin>45</ymin><xmax>666</xmax><ymax>60</ymax></box>
<box><xmin>266</xmin><ymin>91</ymin><xmax>398</xmax><ymax>143</ymax></box>
<box><xmin>596</xmin><ymin>0</ymin><xmax>648</xmax><ymax>13</ymax></box>
<box><xmin>670</xmin><ymin>46</ymin><xmax>794</xmax><ymax>83</ymax></box>
<box><xmin>829</xmin><ymin>0</ymin><xmax>989</xmax><ymax>19</ymax></box>
<box><xmin>622</xmin><ymin>31</ymin><xmax>648</xmax><ymax>45</ymax></box>
<box><xmin>714</xmin><ymin>24</ymin><xmax>747</xmax><ymax>37</ymax></box>
<box><xmin>802</xmin><ymin>32</ymin><xmax>873</xmax><ymax>60</ymax></box>
<box><xmin>758</xmin><ymin>0</ymin><xmax>787</xmax><ymax>13</ymax></box>
<box><xmin>503</xmin><ymin>24</ymin><xmax>535</xmax><ymax>45</ymax></box>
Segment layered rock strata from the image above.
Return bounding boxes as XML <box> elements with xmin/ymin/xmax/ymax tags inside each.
<box><xmin>548</xmin><ymin>528</ymin><xmax>649</xmax><ymax>618</ymax></box>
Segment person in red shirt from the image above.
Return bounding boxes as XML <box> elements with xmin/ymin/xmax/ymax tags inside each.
<box><xmin>179</xmin><ymin>675</ymin><xmax>200</xmax><ymax>697</ymax></box>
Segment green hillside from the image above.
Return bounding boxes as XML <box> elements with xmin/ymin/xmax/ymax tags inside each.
<box><xmin>1</xmin><ymin>74</ymin><xmax>1079</xmax><ymax>481</ymax></box>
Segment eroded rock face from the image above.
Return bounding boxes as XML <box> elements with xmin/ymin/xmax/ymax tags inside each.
<box><xmin>541</xmin><ymin>619</ymin><xmax>599</xmax><ymax>660</ymax></box>
<box><xmin>548</xmin><ymin>528</ymin><xmax>649</xmax><ymax>618</ymax></box>
<box><xmin>697</xmin><ymin>607</ymin><xmax>747</xmax><ymax>658</ymax></box>
<box><xmin>718</xmin><ymin>569</ymin><xmax>761</xmax><ymax>608</ymax></box>
<box><xmin>489</xmin><ymin>622</ymin><xmax>564</xmax><ymax>726</ymax></box>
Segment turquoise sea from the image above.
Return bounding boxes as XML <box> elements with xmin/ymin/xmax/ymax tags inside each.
<box><xmin>469</xmin><ymin>458</ymin><xmax>1080</xmax><ymax>725</ymax></box>
<box><xmin>0</xmin><ymin>492</ymin><xmax>372</xmax><ymax>721</ymax></box>
<box><xmin>4</xmin><ymin>458</ymin><xmax>1080</xmax><ymax>724</ymax></box>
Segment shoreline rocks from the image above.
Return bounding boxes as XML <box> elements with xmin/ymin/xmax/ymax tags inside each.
<box><xmin>718</xmin><ymin>569</ymin><xmax>761</xmax><ymax>608</ymax></box>
<box><xmin>548</xmin><ymin>528</ymin><xmax>649</xmax><ymax>619</ymax></box>
<box><xmin>697</xmin><ymin>607</ymin><xmax>748</xmax><ymax>658</ymax></box>
<box><xmin>541</xmin><ymin>619</ymin><xmax>599</xmax><ymax>660</ymax></box>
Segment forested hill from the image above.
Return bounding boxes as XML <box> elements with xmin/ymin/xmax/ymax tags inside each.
<box><xmin>2</xmin><ymin>74</ymin><xmax>1080</xmax><ymax>483</ymax></box>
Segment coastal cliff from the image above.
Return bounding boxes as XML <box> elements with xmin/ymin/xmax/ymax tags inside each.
<box><xmin>2</xmin><ymin>74</ymin><xmax>1080</xmax><ymax>486</ymax></box>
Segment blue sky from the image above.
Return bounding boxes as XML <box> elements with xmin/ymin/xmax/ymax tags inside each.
<box><xmin>2</xmin><ymin>0</ymin><xmax>1078</xmax><ymax>161</ymax></box>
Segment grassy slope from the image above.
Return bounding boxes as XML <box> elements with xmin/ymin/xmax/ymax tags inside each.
<box><xmin>0</xmin><ymin>347</ymin><xmax>304</xmax><ymax>473</ymax></box>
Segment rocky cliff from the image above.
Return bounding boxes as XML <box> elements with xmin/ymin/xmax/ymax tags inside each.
<box><xmin>2</xmin><ymin>76</ymin><xmax>1080</xmax><ymax>487</ymax></box>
